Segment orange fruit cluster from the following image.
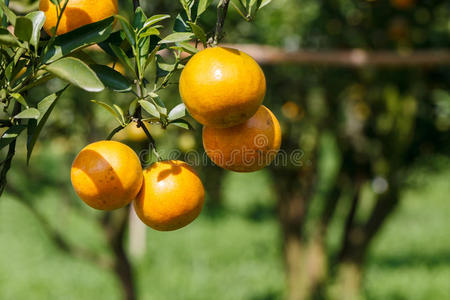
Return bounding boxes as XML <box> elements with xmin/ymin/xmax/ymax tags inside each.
<box><xmin>180</xmin><ymin>47</ymin><xmax>282</xmax><ymax>172</ymax></box>
<box><xmin>71</xmin><ymin>141</ymin><xmax>205</xmax><ymax>231</ymax></box>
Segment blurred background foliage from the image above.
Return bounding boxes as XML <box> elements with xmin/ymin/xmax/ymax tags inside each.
<box><xmin>1</xmin><ymin>0</ymin><xmax>449</xmax><ymax>299</ymax></box>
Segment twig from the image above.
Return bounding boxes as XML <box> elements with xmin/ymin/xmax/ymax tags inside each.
<box><xmin>106</xmin><ymin>125</ymin><xmax>125</xmax><ymax>140</ymax></box>
<box><xmin>213</xmin><ymin>0</ymin><xmax>231</xmax><ymax>45</ymax></box>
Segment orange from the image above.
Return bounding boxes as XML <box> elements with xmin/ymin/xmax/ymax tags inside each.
<box><xmin>179</xmin><ymin>47</ymin><xmax>266</xmax><ymax>128</ymax></box>
<box><xmin>203</xmin><ymin>105</ymin><xmax>281</xmax><ymax>172</ymax></box>
<box><xmin>134</xmin><ymin>160</ymin><xmax>205</xmax><ymax>231</ymax></box>
<box><xmin>71</xmin><ymin>140</ymin><xmax>143</xmax><ymax>210</ymax></box>
<box><xmin>39</xmin><ymin>0</ymin><xmax>118</xmax><ymax>35</ymax></box>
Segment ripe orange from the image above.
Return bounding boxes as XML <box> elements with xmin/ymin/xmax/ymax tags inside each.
<box><xmin>71</xmin><ymin>140</ymin><xmax>143</xmax><ymax>210</ymax></box>
<box><xmin>134</xmin><ymin>160</ymin><xmax>205</xmax><ymax>231</ymax></box>
<box><xmin>179</xmin><ymin>47</ymin><xmax>266</xmax><ymax>128</ymax></box>
<box><xmin>39</xmin><ymin>0</ymin><xmax>118</xmax><ymax>35</ymax></box>
<box><xmin>203</xmin><ymin>105</ymin><xmax>281</xmax><ymax>172</ymax></box>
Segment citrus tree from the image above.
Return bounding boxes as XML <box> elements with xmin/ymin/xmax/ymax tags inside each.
<box><xmin>1</xmin><ymin>0</ymin><xmax>275</xmax><ymax>298</ymax></box>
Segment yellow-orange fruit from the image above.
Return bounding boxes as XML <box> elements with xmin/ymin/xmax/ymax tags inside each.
<box><xmin>39</xmin><ymin>0</ymin><xmax>118</xmax><ymax>35</ymax></box>
<box><xmin>134</xmin><ymin>160</ymin><xmax>205</xmax><ymax>231</ymax></box>
<box><xmin>71</xmin><ymin>141</ymin><xmax>143</xmax><ymax>210</ymax></box>
<box><xmin>179</xmin><ymin>47</ymin><xmax>266</xmax><ymax>128</ymax></box>
<box><xmin>203</xmin><ymin>105</ymin><xmax>281</xmax><ymax>172</ymax></box>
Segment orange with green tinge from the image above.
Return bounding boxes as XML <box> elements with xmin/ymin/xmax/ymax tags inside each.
<box><xmin>203</xmin><ymin>105</ymin><xmax>282</xmax><ymax>172</ymax></box>
<box><xmin>134</xmin><ymin>160</ymin><xmax>205</xmax><ymax>231</ymax></box>
<box><xmin>71</xmin><ymin>140</ymin><xmax>143</xmax><ymax>210</ymax></box>
<box><xmin>39</xmin><ymin>0</ymin><xmax>118</xmax><ymax>35</ymax></box>
<box><xmin>179</xmin><ymin>47</ymin><xmax>266</xmax><ymax>128</ymax></box>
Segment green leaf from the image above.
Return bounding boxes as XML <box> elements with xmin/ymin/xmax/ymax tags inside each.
<box><xmin>91</xmin><ymin>100</ymin><xmax>124</xmax><ymax>125</ymax></box>
<box><xmin>139</xmin><ymin>100</ymin><xmax>160</xmax><ymax>118</ymax></box>
<box><xmin>0</xmin><ymin>1</ymin><xmax>17</xmax><ymax>25</ymax></box>
<box><xmin>10</xmin><ymin>93</ymin><xmax>28</xmax><ymax>108</ymax></box>
<box><xmin>187</xmin><ymin>21</ymin><xmax>207</xmax><ymax>46</ymax></box>
<box><xmin>14</xmin><ymin>108</ymin><xmax>40</xmax><ymax>119</ymax></box>
<box><xmin>109</xmin><ymin>44</ymin><xmax>135</xmax><ymax>74</ymax></box>
<box><xmin>159</xmin><ymin>32</ymin><xmax>194</xmax><ymax>44</ymax></box>
<box><xmin>152</xmin><ymin>95</ymin><xmax>167</xmax><ymax>115</ymax></box>
<box><xmin>168</xmin><ymin>103</ymin><xmax>186</xmax><ymax>121</ymax></box>
<box><xmin>170</xmin><ymin>119</ymin><xmax>194</xmax><ymax>130</ymax></box>
<box><xmin>140</xmin><ymin>27</ymin><xmax>160</xmax><ymax>38</ymax></box>
<box><xmin>5</xmin><ymin>61</ymin><xmax>14</xmax><ymax>81</ymax></box>
<box><xmin>142</xmin><ymin>14</ymin><xmax>170</xmax><ymax>31</ymax></box>
<box><xmin>14</xmin><ymin>17</ymin><xmax>33</xmax><ymax>42</ymax></box>
<box><xmin>0</xmin><ymin>125</ymin><xmax>26</xmax><ymax>150</ymax></box>
<box><xmin>0</xmin><ymin>28</ymin><xmax>19</xmax><ymax>46</ymax></box>
<box><xmin>197</xmin><ymin>0</ymin><xmax>213</xmax><ymax>17</ymax></box>
<box><xmin>97</xmin><ymin>31</ymin><xmax>133</xmax><ymax>58</ymax></box>
<box><xmin>113</xmin><ymin>104</ymin><xmax>126</xmax><ymax>124</ymax></box>
<box><xmin>173</xmin><ymin>13</ymin><xmax>190</xmax><ymax>33</ymax></box>
<box><xmin>27</xmin><ymin>87</ymin><xmax>68</xmax><ymax>163</ymax></box>
<box><xmin>128</xmin><ymin>98</ymin><xmax>138</xmax><ymax>116</ymax></box>
<box><xmin>116</xmin><ymin>15</ymin><xmax>136</xmax><ymax>46</ymax></box>
<box><xmin>45</xmin><ymin>57</ymin><xmax>104</xmax><ymax>92</ymax></box>
<box><xmin>42</xmin><ymin>16</ymin><xmax>114</xmax><ymax>63</ymax></box>
<box><xmin>90</xmin><ymin>64</ymin><xmax>132</xmax><ymax>93</ymax></box>
<box><xmin>133</xmin><ymin>7</ymin><xmax>147</xmax><ymax>29</ymax></box>
<box><xmin>177</xmin><ymin>42</ymin><xmax>198</xmax><ymax>54</ymax></box>
<box><xmin>25</xmin><ymin>11</ymin><xmax>46</xmax><ymax>48</ymax></box>
<box><xmin>144</xmin><ymin>45</ymin><xmax>160</xmax><ymax>70</ymax></box>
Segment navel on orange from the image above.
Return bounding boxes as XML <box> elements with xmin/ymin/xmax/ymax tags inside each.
<box><xmin>134</xmin><ymin>160</ymin><xmax>205</xmax><ymax>231</ymax></box>
<box><xmin>71</xmin><ymin>140</ymin><xmax>143</xmax><ymax>210</ymax></box>
<box><xmin>203</xmin><ymin>105</ymin><xmax>281</xmax><ymax>172</ymax></box>
<box><xmin>179</xmin><ymin>47</ymin><xmax>266</xmax><ymax>128</ymax></box>
<box><xmin>39</xmin><ymin>0</ymin><xmax>118</xmax><ymax>35</ymax></box>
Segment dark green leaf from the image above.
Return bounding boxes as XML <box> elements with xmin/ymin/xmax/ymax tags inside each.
<box><xmin>188</xmin><ymin>22</ymin><xmax>207</xmax><ymax>46</ymax></box>
<box><xmin>116</xmin><ymin>15</ymin><xmax>136</xmax><ymax>46</ymax></box>
<box><xmin>168</xmin><ymin>103</ymin><xmax>186</xmax><ymax>121</ymax></box>
<box><xmin>90</xmin><ymin>64</ymin><xmax>132</xmax><ymax>93</ymax></box>
<box><xmin>133</xmin><ymin>7</ymin><xmax>147</xmax><ymax>29</ymax></box>
<box><xmin>97</xmin><ymin>31</ymin><xmax>133</xmax><ymax>58</ymax></box>
<box><xmin>14</xmin><ymin>17</ymin><xmax>33</xmax><ymax>42</ymax></box>
<box><xmin>173</xmin><ymin>13</ymin><xmax>189</xmax><ymax>32</ymax></box>
<box><xmin>45</xmin><ymin>57</ymin><xmax>104</xmax><ymax>92</ymax></box>
<box><xmin>42</xmin><ymin>16</ymin><xmax>114</xmax><ymax>63</ymax></box>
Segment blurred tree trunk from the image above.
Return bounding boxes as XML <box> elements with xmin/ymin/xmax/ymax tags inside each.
<box><xmin>202</xmin><ymin>165</ymin><xmax>225</xmax><ymax>215</ymax></box>
<box><xmin>273</xmin><ymin>166</ymin><xmax>316</xmax><ymax>300</ymax></box>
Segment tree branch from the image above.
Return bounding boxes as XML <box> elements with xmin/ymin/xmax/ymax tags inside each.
<box><xmin>213</xmin><ymin>0</ymin><xmax>231</xmax><ymax>45</ymax></box>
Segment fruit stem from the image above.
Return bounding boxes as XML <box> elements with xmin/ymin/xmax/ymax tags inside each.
<box><xmin>213</xmin><ymin>0</ymin><xmax>231</xmax><ymax>46</ymax></box>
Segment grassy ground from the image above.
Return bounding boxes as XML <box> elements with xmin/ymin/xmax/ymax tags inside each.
<box><xmin>0</xmin><ymin>151</ymin><xmax>449</xmax><ymax>299</ymax></box>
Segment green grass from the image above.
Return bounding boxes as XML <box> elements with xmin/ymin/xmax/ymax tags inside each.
<box><xmin>0</xmin><ymin>156</ymin><xmax>449</xmax><ymax>300</ymax></box>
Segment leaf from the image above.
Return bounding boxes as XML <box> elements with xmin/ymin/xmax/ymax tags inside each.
<box><xmin>142</xmin><ymin>14</ymin><xmax>170</xmax><ymax>31</ymax></box>
<box><xmin>42</xmin><ymin>16</ymin><xmax>114</xmax><ymax>63</ymax></box>
<box><xmin>144</xmin><ymin>45</ymin><xmax>160</xmax><ymax>70</ymax></box>
<box><xmin>90</xmin><ymin>64</ymin><xmax>132</xmax><ymax>93</ymax></box>
<box><xmin>113</xmin><ymin>104</ymin><xmax>126</xmax><ymax>124</ymax></box>
<box><xmin>158</xmin><ymin>32</ymin><xmax>194</xmax><ymax>44</ymax></box>
<box><xmin>10</xmin><ymin>93</ymin><xmax>28</xmax><ymax>108</ymax></box>
<box><xmin>97</xmin><ymin>31</ymin><xmax>133</xmax><ymax>58</ymax></box>
<box><xmin>109</xmin><ymin>44</ymin><xmax>135</xmax><ymax>74</ymax></box>
<box><xmin>133</xmin><ymin>7</ymin><xmax>147</xmax><ymax>29</ymax></box>
<box><xmin>187</xmin><ymin>22</ymin><xmax>207</xmax><ymax>46</ymax></box>
<box><xmin>0</xmin><ymin>1</ymin><xmax>17</xmax><ymax>25</ymax></box>
<box><xmin>170</xmin><ymin>119</ymin><xmax>194</xmax><ymax>130</ymax></box>
<box><xmin>140</xmin><ymin>27</ymin><xmax>160</xmax><ymax>38</ymax></box>
<box><xmin>116</xmin><ymin>15</ymin><xmax>136</xmax><ymax>46</ymax></box>
<box><xmin>173</xmin><ymin>13</ymin><xmax>189</xmax><ymax>33</ymax></box>
<box><xmin>197</xmin><ymin>0</ymin><xmax>213</xmax><ymax>16</ymax></box>
<box><xmin>177</xmin><ymin>42</ymin><xmax>198</xmax><ymax>54</ymax></box>
<box><xmin>91</xmin><ymin>100</ymin><xmax>124</xmax><ymax>125</ymax></box>
<box><xmin>168</xmin><ymin>103</ymin><xmax>186</xmax><ymax>121</ymax></box>
<box><xmin>45</xmin><ymin>57</ymin><xmax>104</xmax><ymax>92</ymax></box>
<box><xmin>14</xmin><ymin>108</ymin><xmax>40</xmax><ymax>119</ymax></box>
<box><xmin>0</xmin><ymin>125</ymin><xmax>26</xmax><ymax>150</ymax></box>
<box><xmin>14</xmin><ymin>17</ymin><xmax>33</xmax><ymax>42</ymax></box>
<box><xmin>0</xmin><ymin>29</ymin><xmax>19</xmax><ymax>46</ymax></box>
<box><xmin>26</xmin><ymin>11</ymin><xmax>45</xmax><ymax>48</ymax></box>
<box><xmin>27</xmin><ymin>87</ymin><xmax>68</xmax><ymax>163</ymax></box>
<box><xmin>128</xmin><ymin>98</ymin><xmax>138</xmax><ymax>116</ymax></box>
<box><xmin>139</xmin><ymin>100</ymin><xmax>160</xmax><ymax>118</ymax></box>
